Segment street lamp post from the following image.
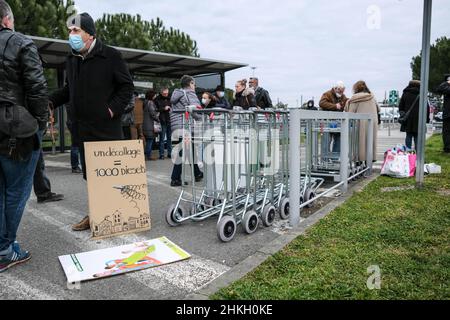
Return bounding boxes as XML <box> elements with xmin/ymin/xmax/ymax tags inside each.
<box><xmin>416</xmin><ymin>0</ymin><xmax>432</xmax><ymax>189</ymax></box>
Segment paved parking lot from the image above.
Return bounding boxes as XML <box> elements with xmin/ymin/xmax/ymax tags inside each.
<box><xmin>0</xmin><ymin>127</ymin><xmax>408</xmax><ymax>300</ymax></box>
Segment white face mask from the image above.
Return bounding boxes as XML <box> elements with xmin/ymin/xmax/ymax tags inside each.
<box><xmin>218</xmin><ymin>92</ymin><xmax>225</xmax><ymax>98</ymax></box>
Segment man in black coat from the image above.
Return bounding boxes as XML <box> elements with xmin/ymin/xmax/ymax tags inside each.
<box><xmin>435</xmin><ymin>75</ymin><xmax>450</xmax><ymax>153</ymax></box>
<box><xmin>50</xmin><ymin>13</ymin><xmax>134</xmax><ymax>231</ymax></box>
<box><xmin>249</xmin><ymin>77</ymin><xmax>273</xmax><ymax>109</ymax></box>
<box><xmin>399</xmin><ymin>80</ymin><xmax>429</xmax><ymax>150</ymax></box>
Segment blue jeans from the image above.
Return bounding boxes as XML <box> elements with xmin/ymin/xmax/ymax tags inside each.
<box><xmin>405</xmin><ymin>133</ymin><xmax>418</xmax><ymax>150</ymax></box>
<box><xmin>159</xmin><ymin>124</ymin><xmax>172</xmax><ymax>157</ymax></box>
<box><xmin>145</xmin><ymin>138</ymin><xmax>154</xmax><ymax>158</ymax></box>
<box><xmin>0</xmin><ymin>142</ymin><xmax>40</xmax><ymax>251</ymax></box>
<box><xmin>71</xmin><ymin>146</ymin><xmax>80</xmax><ymax>169</ymax></box>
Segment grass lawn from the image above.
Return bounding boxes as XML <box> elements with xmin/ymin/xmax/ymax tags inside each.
<box><xmin>212</xmin><ymin>134</ymin><xmax>450</xmax><ymax>300</ymax></box>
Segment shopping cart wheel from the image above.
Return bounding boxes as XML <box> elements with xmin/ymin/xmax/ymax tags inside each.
<box><xmin>242</xmin><ymin>210</ymin><xmax>259</xmax><ymax>234</ymax></box>
<box><xmin>190</xmin><ymin>203</ymin><xmax>206</xmax><ymax>215</ymax></box>
<box><xmin>217</xmin><ymin>216</ymin><xmax>237</xmax><ymax>242</ymax></box>
<box><xmin>355</xmin><ymin>167</ymin><xmax>362</xmax><ymax>179</ymax></box>
<box><xmin>206</xmin><ymin>197</ymin><xmax>222</xmax><ymax>208</ymax></box>
<box><xmin>351</xmin><ymin>168</ymin><xmax>358</xmax><ymax>181</ymax></box>
<box><xmin>166</xmin><ymin>204</ymin><xmax>187</xmax><ymax>227</ymax></box>
<box><xmin>304</xmin><ymin>189</ymin><xmax>316</xmax><ymax>208</ymax></box>
<box><xmin>262</xmin><ymin>205</ymin><xmax>276</xmax><ymax>227</ymax></box>
<box><xmin>279</xmin><ymin>197</ymin><xmax>290</xmax><ymax>220</ymax></box>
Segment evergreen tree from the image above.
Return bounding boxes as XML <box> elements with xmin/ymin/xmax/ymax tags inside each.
<box><xmin>8</xmin><ymin>0</ymin><xmax>75</xmax><ymax>39</ymax></box>
<box><xmin>411</xmin><ymin>37</ymin><xmax>450</xmax><ymax>92</ymax></box>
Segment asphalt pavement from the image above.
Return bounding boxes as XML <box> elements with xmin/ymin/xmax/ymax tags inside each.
<box><xmin>0</xmin><ymin>126</ymin><xmax>412</xmax><ymax>300</ymax></box>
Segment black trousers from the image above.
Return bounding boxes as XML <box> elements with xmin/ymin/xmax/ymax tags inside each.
<box><xmin>33</xmin><ymin>148</ymin><xmax>51</xmax><ymax>198</ymax></box>
<box><xmin>171</xmin><ymin>138</ymin><xmax>202</xmax><ymax>181</ymax></box>
<box><xmin>443</xmin><ymin>119</ymin><xmax>450</xmax><ymax>152</ymax></box>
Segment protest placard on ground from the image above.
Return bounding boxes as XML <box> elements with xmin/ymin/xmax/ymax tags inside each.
<box><xmin>59</xmin><ymin>237</ymin><xmax>191</xmax><ymax>283</ymax></box>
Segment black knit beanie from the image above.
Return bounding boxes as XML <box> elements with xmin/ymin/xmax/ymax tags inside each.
<box><xmin>67</xmin><ymin>12</ymin><xmax>96</xmax><ymax>36</ymax></box>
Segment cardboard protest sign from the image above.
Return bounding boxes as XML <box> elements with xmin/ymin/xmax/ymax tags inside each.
<box><xmin>59</xmin><ymin>237</ymin><xmax>191</xmax><ymax>283</ymax></box>
<box><xmin>84</xmin><ymin>140</ymin><xmax>150</xmax><ymax>239</ymax></box>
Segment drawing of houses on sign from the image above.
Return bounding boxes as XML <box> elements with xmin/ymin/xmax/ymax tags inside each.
<box><xmin>93</xmin><ymin>217</ymin><xmax>113</xmax><ymax>238</ymax></box>
<box><xmin>92</xmin><ymin>211</ymin><xmax>150</xmax><ymax>237</ymax></box>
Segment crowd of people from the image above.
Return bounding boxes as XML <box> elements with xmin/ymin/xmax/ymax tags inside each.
<box><xmin>1</xmin><ymin>0</ymin><xmax>449</xmax><ymax>274</ymax></box>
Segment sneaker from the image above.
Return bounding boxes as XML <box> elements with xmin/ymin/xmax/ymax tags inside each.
<box><xmin>0</xmin><ymin>242</ymin><xmax>31</xmax><ymax>273</ymax></box>
<box><xmin>72</xmin><ymin>167</ymin><xmax>82</xmax><ymax>174</ymax></box>
<box><xmin>37</xmin><ymin>192</ymin><xmax>64</xmax><ymax>204</ymax></box>
<box><xmin>72</xmin><ymin>216</ymin><xmax>90</xmax><ymax>231</ymax></box>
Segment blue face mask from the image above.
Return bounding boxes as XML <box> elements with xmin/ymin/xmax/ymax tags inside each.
<box><xmin>69</xmin><ymin>35</ymin><xmax>85</xmax><ymax>52</ymax></box>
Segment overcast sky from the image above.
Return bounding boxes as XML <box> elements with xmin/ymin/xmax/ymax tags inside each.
<box><xmin>73</xmin><ymin>0</ymin><xmax>450</xmax><ymax>106</ymax></box>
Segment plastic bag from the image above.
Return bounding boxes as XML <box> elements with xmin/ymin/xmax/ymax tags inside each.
<box><xmin>424</xmin><ymin>163</ymin><xmax>442</xmax><ymax>174</ymax></box>
<box><xmin>154</xmin><ymin>122</ymin><xmax>162</xmax><ymax>134</ymax></box>
<box><xmin>381</xmin><ymin>146</ymin><xmax>416</xmax><ymax>178</ymax></box>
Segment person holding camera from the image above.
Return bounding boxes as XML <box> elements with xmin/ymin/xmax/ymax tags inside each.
<box><xmin>435</xmin><ymin>75</ymin><xmax>450</xmax><ymax>153</ymax></box>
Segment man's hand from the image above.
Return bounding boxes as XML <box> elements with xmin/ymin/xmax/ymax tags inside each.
<box><xmin>108</xmin><ymin>108</ymin><xmax>114</xmax><ymax>118</ymax></box>
<box><xmin>165</xmin><ymin>106</ymin><xmax>171</xmax><ymax>111</ymax></box>
<box><xmin>336</xmin><ymin>103</ymin><xmax>342</xmax><ymax>110</ymax></box>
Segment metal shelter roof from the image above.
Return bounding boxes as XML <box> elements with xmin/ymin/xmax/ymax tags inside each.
<box><xmin>29</xmin><ymin>35</ymin><xmax>247</xmax><ymax>78</ymax></box>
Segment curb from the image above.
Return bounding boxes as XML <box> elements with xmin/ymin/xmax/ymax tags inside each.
<box><xmin>185</xmin><ymin>172</ymin><xmax>380</xmax><ymax>300</ymax></box>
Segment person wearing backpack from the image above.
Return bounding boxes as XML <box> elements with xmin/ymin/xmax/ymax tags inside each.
<box><xmin>0</xmin><ymin>1</ymin><xmax>48</xmax><ymax>272</ymax></box>
<box><xmin>398</xmin><ymin>80</ymin><xmax>430</xmax><ymax>150</ymax></box>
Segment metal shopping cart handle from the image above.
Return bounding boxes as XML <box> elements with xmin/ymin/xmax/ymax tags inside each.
<box><xmin>193</xmin><ymin>108</ymin><xmax>231</xmax><ymax>114</ymax></box>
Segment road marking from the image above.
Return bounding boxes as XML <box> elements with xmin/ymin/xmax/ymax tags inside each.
<box><xmin>0</xmin><ymin>274</ymin><xmax>58</xmax><ymax>300</ymax></box>
<box><xmin>126</xmin><ymin>255</ymin><xmax>230</xmax><ymax>293</ymax></box>
<box><xmin>44</xmin><ymin>160</ymin><xmax>71</xmax><ymax>169</ymax></box>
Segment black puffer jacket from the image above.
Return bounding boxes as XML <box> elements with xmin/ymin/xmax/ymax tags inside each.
<box><xmin>233</xmin><ymin>89</ymin><xmax>257</xmax><ymax>110</ymax></box>
<box><xmin>399</xmin><ymin>84</ymin><xmax>429</xmax><ymax>133</ymax></box>
<box><xmin>154</xmin><ymin>94</ymin><xmax>171</xmax><ymax>124</ymax></box>
<box><xmin>0</xmin><ymin>28</ymin><xmax>48</xmax><ymax>129</ymax></box>
<box><xmin>435</xmin><ymin>81</ymin><xmax>450</xmax><ymax>120</ymax></box>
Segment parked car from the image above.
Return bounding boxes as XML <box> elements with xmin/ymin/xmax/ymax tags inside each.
<box><xmin>379</xmin><ymin>108</ymin><xmax>399</xmax><ymax>122</ymax></box>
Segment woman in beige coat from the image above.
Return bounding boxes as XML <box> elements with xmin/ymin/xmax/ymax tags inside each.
<box><xmin>345</xmin><ymin>81</ymin><xmax>380</xmax><ymax>163</ymax></box>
